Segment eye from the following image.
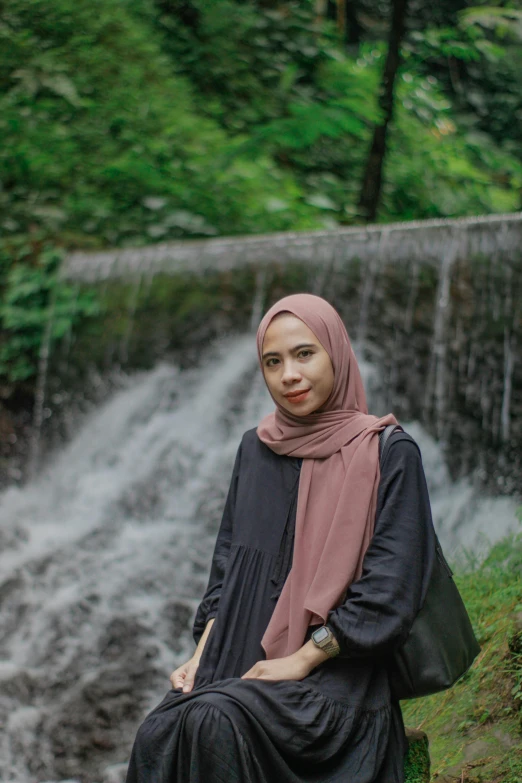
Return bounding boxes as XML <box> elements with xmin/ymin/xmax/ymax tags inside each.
<box><xmin>298</xmin><ymin>350</ymin><xmax>313</xmax><ymax>359</ymax></box>
<box><xmin>265</xmin><ymin>357</ymin><xmax>280</xmax><ymax>367</ymax></box>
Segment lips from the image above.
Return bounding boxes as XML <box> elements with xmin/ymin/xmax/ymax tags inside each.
<box><xmin>284</xmin><ymin>388</ymin><xmax>311</xmax><ymax>404</ymax></box>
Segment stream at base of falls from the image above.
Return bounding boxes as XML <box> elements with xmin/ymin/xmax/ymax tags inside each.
<box><xmin>0</xmin><ymin>336</ymin><xmax>520</xmax><ymax>783</ymax></box>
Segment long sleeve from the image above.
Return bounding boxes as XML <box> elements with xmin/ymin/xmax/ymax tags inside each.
<box><xmin>326</xmin><ymin>436</ymin><xmax>436</xmax><ymax>659</ymax></box>
<box><xmin>192</xmin><ymin>442</ymin><xmax>242</xmax><ymax>644</ymax></box>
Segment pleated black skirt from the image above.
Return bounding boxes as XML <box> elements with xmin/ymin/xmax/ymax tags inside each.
<box><xmin>126</xmin><ymin>677</ymin><xmax>402</xmax><ymax>783</ymax></box>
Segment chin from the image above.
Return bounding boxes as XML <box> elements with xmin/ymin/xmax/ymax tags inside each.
<box><xmin>283</xmin><ymin>403</ymin><xmax>316</xmax><ymax>417</ymax></box>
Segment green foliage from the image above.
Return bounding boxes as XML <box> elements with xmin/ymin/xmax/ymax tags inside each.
<box><xmin>148</xmin><ymin>0</ymin><xmax>522</xmax><ymax>223</ymax></box>
<box><xmin>385</xmin><ymin>63</ymin><xmax>522</xmax><ymax>219</ymax></box>
<box><xmin>0</xmin><ymin>241</ymin><xmax>99</xmax><ymax>383</ymax></box>
<box><xmin>409</xmin><ymin>25</ymin><xmax>489</xmax><ymax>64</ymax></box>
<box><xmin>460</xmin><ymin>6</ymin><xmax>522</xmax><ymax>40</ymax></box>
<box><xmin>147</xmin><ymin>0</ymin><xmax>333</xmax><ymax>132</ymax></box>
<box><xmin>1</xmin><ymin>0</ymin><xmax>520</xmax><ymax>249</ymax></box>
<box><xmin>0</xmin><ymin>0</ymin><xmax>323</xmax><ymax>247</ymax></box>
<box><xmin>406</xmin><ymin>2</ymin><xmax>522</xmax><ymax>164</ymax></box>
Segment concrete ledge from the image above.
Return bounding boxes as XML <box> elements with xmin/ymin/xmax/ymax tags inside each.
<box><xmin>62</xmin><ymin>211</ymin><xmax>522</xmax><ymax>281</ymax></box>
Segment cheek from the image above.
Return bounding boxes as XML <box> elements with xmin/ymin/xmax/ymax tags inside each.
<box><xmin>326</xmin><ymin>367</ymin><xmax>335</xmax><ymax>395</ymax></box>
<box><xmin>263</xmin><ymin>370</ymin><xmax>280</xmax><ymax>397</ymax></box>
<box><xmin>320</xmin><ymin>360</ymin><xmax>335</xmax><ymax>399</ymax></box>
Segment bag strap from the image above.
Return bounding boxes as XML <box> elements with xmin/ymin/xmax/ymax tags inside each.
<box><xmin>378</xmin><ymin>426</ymin><xmax>451</xmax><ymax>575</ymax></box>
<box><xmin>378</xmin><ymin>424</ymin><xmax>402</xmax><ymax>464</ymax></box>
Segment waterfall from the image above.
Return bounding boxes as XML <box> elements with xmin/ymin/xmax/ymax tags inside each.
<box><xmin>27</xmin><ymin>287</ymin><xmax>57</xmax><ymax>481</ymax></box>
<box><xmin>7</xmin><ymin>211</ymin><xmax>507</xmax><ymax>499</ymax></box>
<box><xmin>356</xmin><ymin>229</ymin><xmax>386</xmax><ymax>360</ymax></box>
<box><xmin>249</xmin><ymin>269</ymin><xmax>269</xmax><ymax>333</ymax></box>
<box><xmin>119</xmin><ymin>275</ymin><xmax>143</xmax><ymax>364</ymax></box>
<box><xmin>0</xmin><ymin>340</ymin><xmax>519</xmax><ymax>783</ymax></box>
<box><xmin>501</xmin><ymin>328</ymin><xmax>515</xmax><ymax>443</ymax></box>
<box><xmin>422</xmin><ymin>235</ymin><xmax>459</xmax><ymax>440</ymax></box>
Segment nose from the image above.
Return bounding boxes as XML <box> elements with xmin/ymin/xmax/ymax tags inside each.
<box><xmin>281</xmin><ymin>359</ymin><xmax>302</xmax><ymax>385</ymax></box>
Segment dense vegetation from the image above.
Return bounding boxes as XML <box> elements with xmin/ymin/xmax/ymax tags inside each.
<box><xmin>1</xmin><ymin>0</ymin><xmax>522</xmax><ymax>392</ymax></box>
<box><xmin>2</xmin><ymin>0</ymin><xmax>522</xmax><ymax>249</ymax></box>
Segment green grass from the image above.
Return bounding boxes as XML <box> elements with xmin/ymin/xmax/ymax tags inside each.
<box><xmin>402</xmin><ymin>533</ymin><xmax>522</xmax><ymax>782</ymax></box>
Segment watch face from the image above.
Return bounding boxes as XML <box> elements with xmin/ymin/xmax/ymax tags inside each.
<box><xmin>312</xmin><ymin>627</ymin><xmax>329</xmax><ymax>644</ymax></box>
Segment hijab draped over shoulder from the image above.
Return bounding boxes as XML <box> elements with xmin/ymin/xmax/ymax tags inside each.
<box><xmin>256</xmin><ymin>293</ymin><xmax>398</xmax><ymax>659</ymax></box>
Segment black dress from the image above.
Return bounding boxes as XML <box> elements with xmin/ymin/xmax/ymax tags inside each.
<box><xmin>126</xmin><ymin>428</ymin><xmax>436</xmax><ymax>783</ymax></box>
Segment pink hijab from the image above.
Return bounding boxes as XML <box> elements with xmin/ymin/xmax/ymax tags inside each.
<box><xmin>256</xmin><ymin>293</ymin><xmax>398</xmax><ymax>659</ymax></box>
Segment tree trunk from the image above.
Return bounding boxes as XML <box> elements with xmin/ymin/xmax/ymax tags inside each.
<box><xmin>345</xmin><ymin>1</ymin><xmax>362</xmax><ymax>50</ymax></box>
<box><xmin>160</xmin><ymin>0</ymin><xmax>200</xmax><ymax>32</ymax></box>
<box><xmin>336</xmin><ymin>0</ymin><xmax>346</xmax><ymax>36</ymax></box>
<box><xmin>326</xmin><ymin>1</ymin><xmax>337</xmax><ymax>22</ymax></box>
<box><xmin>358</xmin><ymin>0</ymin><xmax>409</xmax><ymax>222</ymax></box>
<box><xmin>326</xmin><ymin>0</ymin><xmax>362</xmax><ymax>50</ymax></box>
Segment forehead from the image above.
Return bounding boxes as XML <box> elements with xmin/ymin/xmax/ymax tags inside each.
<box><xmin>262</xmin><ymin>313</ymin><xmax>318</xmax><ymax>350</ymax></box>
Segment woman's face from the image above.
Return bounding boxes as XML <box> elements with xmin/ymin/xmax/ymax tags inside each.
<box><xmin>261</xmin><ymin>313</ymin><xmax>335</xmax><ymax>417</ymax></box>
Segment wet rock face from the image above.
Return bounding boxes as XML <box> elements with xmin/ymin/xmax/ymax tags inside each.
<box><xmin>0</xmin><ymin>610</ymin><xmax>189</xmax><ymax>782</ymax></box>
<box><xmin>0</xmin><ymin>585</ymin><xmax>192</xmax><ymax>781</ymax></box>
<box><xmin>46</xmin><ymin>632</ymin><xmax>159</xmax><ymax>781</ymax></box>
<box><xmin>0</xmin><ymin>615</ymin><xmax>168</xmax><ymax>783</ymax></box>
<box><xmin>344</xmin><ymin>251</ymin><xmax>522</xmax><ymax>495</ymax></box>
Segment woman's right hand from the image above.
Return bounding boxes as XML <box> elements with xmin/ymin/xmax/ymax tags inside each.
<box><xmin>170</xmin><ymin>656</ymin><xmax>200</xmax><ymax>693</ymax></box>
<box><xmin>170</xmin><ymin>618</ymin><xmax>215</xmax><ymax>693</ymax></box>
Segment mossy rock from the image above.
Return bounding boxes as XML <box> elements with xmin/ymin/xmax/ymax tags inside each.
<box><xmin>507</xmin><ymin>611</ymin><xmax>522</xmax><ymax>656</ymax></box>
<box><xmin>404</xmin><ymin>728</ymin><xmax>430</xmax><ymax>783</ymax></box>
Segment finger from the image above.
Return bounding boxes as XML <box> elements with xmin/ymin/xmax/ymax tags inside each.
<box><xmin>182</xmin><ymin>666</ymin><xmax>198</xmax><ymax>693</ymax></box>
<box><xmin>171</xmin><ymin>671</ymin><xmax>185</xmax><ymax>689</ymax></box>
<box><xmin>182</xmin><ymin>675</ymin><xmax>194</xmax><ymax>693</ymax></box>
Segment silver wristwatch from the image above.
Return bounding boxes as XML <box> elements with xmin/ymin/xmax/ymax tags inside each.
<box><xmin>311</xmin><ymin>625</ymin><xmax>340</xmax><ymax>658</ymax></box>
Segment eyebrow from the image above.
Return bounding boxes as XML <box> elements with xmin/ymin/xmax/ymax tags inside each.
<box><xmin>262</xmin><ymin>343</ymin><xmax>317</xmax><ymax>360</ymax></box>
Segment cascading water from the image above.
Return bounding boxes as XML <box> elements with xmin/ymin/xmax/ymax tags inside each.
<box><xmin>26</xmin><ymin>288</ymin><xmax>57</xmax><ymax>482</ymax></box>
<box><xmin>0</xmin><ymin>337</ymin><xmax>520</xmax><ymax>783</ymax></box>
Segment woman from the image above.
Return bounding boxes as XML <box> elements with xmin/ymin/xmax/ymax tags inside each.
<box><xmin>126</xmin><ymin>293</ymin><xmax>435</xmax><ymax>783</ymax></box>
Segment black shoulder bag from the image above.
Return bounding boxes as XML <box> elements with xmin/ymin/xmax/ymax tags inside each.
<box><xmin>379</xmin><ymin>425</ymin><xmax>481</xmax><ymax>701</ymax></box>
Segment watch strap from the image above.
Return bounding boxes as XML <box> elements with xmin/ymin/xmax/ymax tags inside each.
<box><xmin>312</xmin><ymin>626</ymin><xmax>340</xmax><ymax>658</ymax></box>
